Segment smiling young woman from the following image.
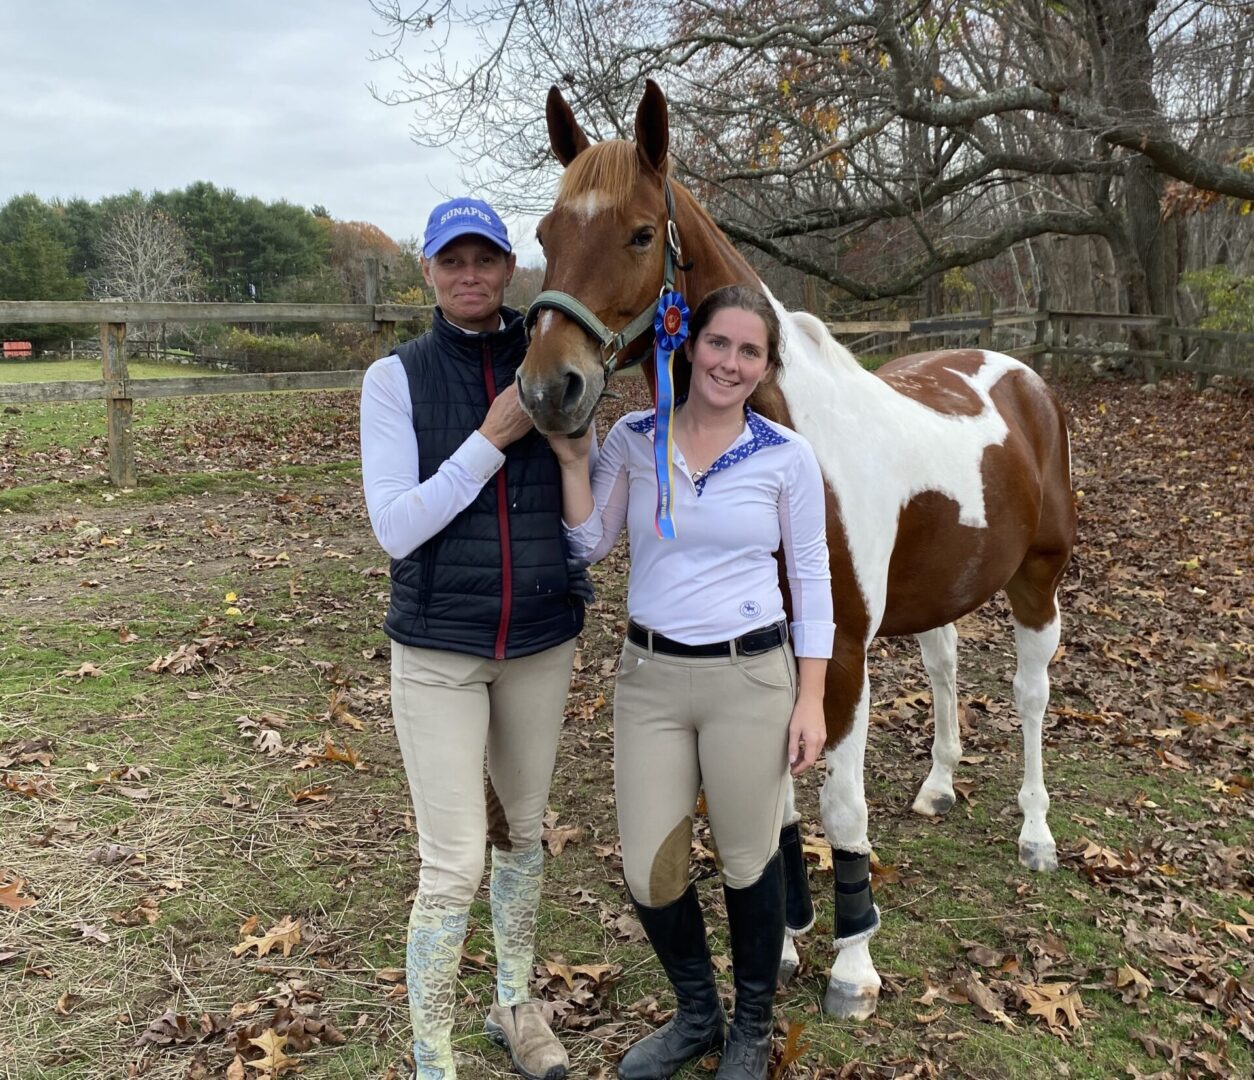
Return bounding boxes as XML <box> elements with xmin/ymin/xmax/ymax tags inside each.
<box><xmin>547</xmin><ymin>284</ymin><xmax>831</xmax><ymax>1080</ymax></box>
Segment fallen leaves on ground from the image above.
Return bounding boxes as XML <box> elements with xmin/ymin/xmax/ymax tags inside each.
<box><xmin>1018</xmin><ymin>982</ymin><xmax>1087</xmax><ymax>1035</ymax></box>
<box><xmin>231</xmin><ymin>916</ymin><xmax>303</xmax><ymax>960</ymax></box>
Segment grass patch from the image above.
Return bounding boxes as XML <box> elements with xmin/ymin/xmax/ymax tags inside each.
<box><xmin>1</xmin><ymin>380</ymin><xmax>1250</xmax><ymax>1079</ymax></box>
<box><xmin>0</xmin><ymin>358</ymin><xmax>224</xmax><ymax>383</ymax></box>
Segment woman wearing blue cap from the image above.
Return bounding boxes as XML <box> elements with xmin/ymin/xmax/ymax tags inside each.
<box><xmin>361</xmin><ymin>197</ymin><xmax>587</xmax><ymax>1080</ymax></box>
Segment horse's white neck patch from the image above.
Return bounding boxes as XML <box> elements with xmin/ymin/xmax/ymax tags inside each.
<box><xmin>759</xmin><ymin>284</ymin><xmax>1017</xmax><ymax>621</ymax></box>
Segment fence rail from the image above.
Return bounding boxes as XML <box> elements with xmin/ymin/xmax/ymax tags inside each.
<box><xmin>1</xmin><ymin>297</ymin><xmax>1249</xmax><ymax>488</ymax></box>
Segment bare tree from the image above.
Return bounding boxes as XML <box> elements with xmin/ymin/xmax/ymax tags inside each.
<box><xmin>95</xmin><ymin>206</ymin><xmax>200</xmax><ymax>303</ymax></box>
<box><xmin>94</xmin><ymin>205</ymin><xmax>202</xmax><ymax>352</ymax></box>
<box><xmin>371</xmin><ymin>0</ymin><xmax>1254</xmax><ymax>318</ymax></box>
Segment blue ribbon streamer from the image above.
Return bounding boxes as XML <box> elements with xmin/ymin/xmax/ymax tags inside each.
<box><xmin>652</xmin><ymin>293</ymin><xmax>689</xmax><ymax>540</ymax></box>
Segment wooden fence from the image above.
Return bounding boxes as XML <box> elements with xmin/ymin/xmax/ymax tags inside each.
<box><xmin>0</xmin><ymin>296</ymin><xmax>1249</xmax><ymax>489</ymax></box>
<box><xmin>0</xmin><ymin>299</ymin><xmax>431</xmax><ymax>488</ymax></box>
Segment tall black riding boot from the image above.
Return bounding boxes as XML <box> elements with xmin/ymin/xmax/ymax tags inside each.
<box><xmin>716</xmin><ymin>851</ymin><xmax>785</xmax><ymax>1080</ymax></box>
<box><xmin>618</xmin><ymin>884</ymin><xmax>726</xmax><ymax>1080</ymax></box>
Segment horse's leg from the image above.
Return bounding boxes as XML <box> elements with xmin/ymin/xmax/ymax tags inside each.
<box><xmin>819</xmin><ymin>647</ymin><xmax>880</xmax><ymax>1019</ymax></box>
<box><xmin>910</xmin><ymin>622</ymin><xmax>961</xmax><ymax>817</ymax></box>
<box><xmin>777</xmin><ymin>780</ymin><xmax>809</xmax><ymax>986</ymax></box>
<box><xmin>1011</xmin><ymin>612</ymin><xmax>1060</xmax><ymax>871</ymax></box>
<box><xmin>1006</xmin><ymin>551</ymin><xmax>1067</xmax><ymax>872</ymax></box>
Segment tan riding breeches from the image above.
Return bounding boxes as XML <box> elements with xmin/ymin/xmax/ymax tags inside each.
<box><xmin>391</xmin><ymin>638</ymin><xmax>578</xmax><ymax>907</ymax></box>
<box><xmin>613</xmin><ymin>637</ymin><xmax>797</xmax><ymax>907</ymax></box>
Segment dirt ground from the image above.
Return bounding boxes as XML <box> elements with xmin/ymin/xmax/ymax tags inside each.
<box><xmin>0</xmin><ymin>373</ymin><xmax>1250</xmax><ymax>1079</ymax></box>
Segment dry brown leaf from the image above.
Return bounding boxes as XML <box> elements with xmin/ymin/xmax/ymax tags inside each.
<box><xmin>1114</xmin><ymin>964</ymin><xmax>1152</xmax><ymax>1002</ymax></box>
<box><xmin>232</xmin><ymin>915</ymin><xmax>302</xmax><ymax>959</ymax></box>
<box><xmin>73</xmin><ymin>922</ymin><xmax>111</xmax><ymax>945</ymax></box>
<box><xmin>1020</xmin><ymin>982</ymin><xmax>1085</xmax><ymax>1033</ymax></box>
<box><xmin>543</xmin><ymin>823</ymin><xmax>584</xmax><ymax>857</ymax></box>
<box><xmin>226</xmin><ymin>1055</ymin><xmax>246</xmax><ymax>1080</ymax></box>
<box><xmin>2</xmin><ymin>774</ymin><xmax>56</xmax><ymax>799</ymax></box>
<box><xmin>328</xmin><ymin>688</ymin><xmax>364</xmax><ymax>731</ymax></box>
<box><xmin>55</xmin><ymin>991</ymin><xmax>84</xmax><ymax>1015</ymax></box>
<box><xmin>318</xmin><ymin>736</ymin><xmax>365</xmax><ymax>771</ymax></box>
<box><xmin>543</xmin><ymin>960</ymin><xmax>618</xmax><ymax>990</ymax></box>
<box><xmin>247</xmin><ymin>1028</ymin><xmax>301</xmax><ymax>1074</ymax></box>
<box><xmin>913</xmin><ymin>978</ymin><xmax>944</xmax><ymax>1007</ymax></box>
<box><xmin>289</xmin><ymin>783</ymin><xmax>333</xmax><ymax>805</ymax></box>
<box><xmin>57</xmin><ymin>661</ymin><xmax>104</xmax><ymax>679</ymax></box>
<box><xmin>870</xmin><ymin>851</ymin><xmax>901</xmax><ymax>887</ymax></box>
<box><xmin>801</xmin><ymin>836</ymin><xmax>832</xmax><ymax>871</ymax></box>
<box><xmin>963</xmin><ymin>973</ymin><xmax>1016</xmax><ymax>1028</ymax></box>
<box><xmin>0</xmin><ymin>875</ymin><xmax>38</xmax><ymax>911</ymax></box>
<box><xmin>770</xmin><ymin>1019</ymin><xmax>809</xmax><ymax>1078</ymax></box>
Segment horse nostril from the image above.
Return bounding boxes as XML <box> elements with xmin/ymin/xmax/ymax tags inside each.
<box><xmin>561</xmin><ymin>369</ymin><xmax>585</xmax><ymax>412</ymax></box>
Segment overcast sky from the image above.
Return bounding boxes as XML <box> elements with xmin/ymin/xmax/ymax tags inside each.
<box><xmin>0</xmin><ymin>1</ymin><xmax>543</xmax><ymax>259</ymax></box>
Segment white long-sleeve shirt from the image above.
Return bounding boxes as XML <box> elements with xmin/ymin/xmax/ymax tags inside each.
<box><xmin>566</xmin><ymin>408</ymin><xmax>835</xmax><ymax>658</ymax></box>
<box><xmin>361</xmin><ymin>347</ymin><xmax>599</xmax><ymax>560</ymax></box>
<box><xmin>360</xmin><ymin>353</ymin><xmax>508</xmax><ymax>559</ymax></box>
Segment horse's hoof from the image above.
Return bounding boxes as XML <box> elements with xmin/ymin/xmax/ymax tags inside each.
<box><xmin>911</xmin><ymin>790</ymin><xmax>955</xmax><ymax>817</ymax></box>
<box><xmin>822</xmin><ymin>979</ymin><xmax>879</xmax><ymax>1020</ymax></box>
<box><xmin>777</xmin><ymin>958</ymin><xmax>798</xmax><ymax>988</ymax></box>
<box><xmin>1019</xmin><ymin>841</ymin><xmax>1058</xmax><ymax>872</ymax></box>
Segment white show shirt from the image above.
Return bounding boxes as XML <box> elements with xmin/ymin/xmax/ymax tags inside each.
<box><xmin>566</xmin><ymin>407</ymin><xmax>835</xmax><ymax>658</ymax></box>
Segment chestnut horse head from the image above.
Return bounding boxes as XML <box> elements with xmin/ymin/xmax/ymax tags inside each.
<box><xmin>516</xmin><ymin>81</ymin><xmax>678</xmax><ymax>434</ymax></box>
<box><xmin>519</xmin><ymin>80</ymin><xmax>757</xmax><ymax>435</ymax></box>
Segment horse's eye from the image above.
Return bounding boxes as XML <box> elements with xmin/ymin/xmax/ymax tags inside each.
<box><xmin>630</xmin><ymin>227</ymin><xmax>655</xmax><ymax>248</ymax></box>
<box><xmin>535</xmin><ymin>230</ymin><xmax>544</xmax><ymax>248</ymax></box>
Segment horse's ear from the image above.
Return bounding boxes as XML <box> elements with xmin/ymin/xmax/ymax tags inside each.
<box><xmin>634</xmin><ymin>79</ymin><xmax>669</xmax><ymax>174</ymax></box>
<box><xmin>546</xmin><ymin>85</ymin><xmax>591</xmax><ymax>167</ymax></box>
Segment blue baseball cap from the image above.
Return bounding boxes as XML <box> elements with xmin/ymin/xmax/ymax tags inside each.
<box><xmin>422</xmin><ymin>197</ymin><xmax>512</xmax><ymax>258</ymax></box>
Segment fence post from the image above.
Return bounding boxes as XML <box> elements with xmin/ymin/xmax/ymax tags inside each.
<box><xmin>1031</xmin><ymin>290</ymin><xmax>1049</xmax><ymax>372</ymax></box>
<box><xmin>102</xmin><ymin>321</ymin><xmax>136</xmax><ymax>489</ymax></box>
<box><xmin>978</xmin><ymin>293</ymin><xmax>994</xmax><ymax>350</ymax></box>
<box><xmin>364</xmin><ymin>256</ymin><xmax>391</xmax><ymax>359</ymax></box>
<box><xmin>1196</xmin><ymin>337</ymin><xmax>1213</xmax><ymax>391</ymax></box>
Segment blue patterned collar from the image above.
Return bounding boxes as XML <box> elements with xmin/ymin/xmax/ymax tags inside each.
<box><xmin>626</xmin><ymin>407</ymin><xmax>789</xmax><ymax>495</ymax></box>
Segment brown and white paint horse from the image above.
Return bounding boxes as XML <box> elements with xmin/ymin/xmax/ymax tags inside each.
<box><xmin>519</xmin><ymin>82</ymin><xmax>1076</xmax><ymax>1019</ymax></box>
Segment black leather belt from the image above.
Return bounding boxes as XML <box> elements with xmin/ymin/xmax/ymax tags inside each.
<box><xmin>627</xmin><ymin>620</ymin><xmax>787</xmax><ymax>658</ymax></box>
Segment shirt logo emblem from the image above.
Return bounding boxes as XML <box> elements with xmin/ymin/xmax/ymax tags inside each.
<box><xmin>740</xmin><ymin>600</ymin><xmax>762</xmax><ymax>618</ymax></box>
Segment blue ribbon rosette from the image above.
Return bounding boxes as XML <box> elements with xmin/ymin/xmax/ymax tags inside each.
<box><xmin>652</xmin><ymin>291</ymin><xmax>689</xmax><ymax>540</ymax></box>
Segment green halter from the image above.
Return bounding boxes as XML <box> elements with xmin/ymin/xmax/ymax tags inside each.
<box><xmin>525</xmin><ymin>180</ymin><xmax>686</xmax><ymax>378</ymax></box>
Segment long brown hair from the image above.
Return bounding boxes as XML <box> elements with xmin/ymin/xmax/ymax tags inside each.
<box><xmin>686</xmin><ymin>284</ymin><xmax>784</xmax><ymax>380</ymax></box>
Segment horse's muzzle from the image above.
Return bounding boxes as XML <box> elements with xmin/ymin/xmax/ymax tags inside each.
<box><xmin>517</xmin><ymin>364</ymin><xmax>601</xmax><ymax>436</ymax></box>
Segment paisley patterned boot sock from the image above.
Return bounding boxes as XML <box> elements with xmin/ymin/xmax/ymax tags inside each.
<box><xmin>489</xmin><ymin>843</ymin><xmax>544</xmax><ymax>1006</ymax></box>
<box><xmin>407</xmin><ymin>896</ymin><xmax>469</xmax><ymax>1080</ymax></box>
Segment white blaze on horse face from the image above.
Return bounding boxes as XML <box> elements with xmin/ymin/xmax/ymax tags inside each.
<box><xmin>563</xmin><ymin>191</ymin><xmax>611</xmax><ymax>221</ymax></box>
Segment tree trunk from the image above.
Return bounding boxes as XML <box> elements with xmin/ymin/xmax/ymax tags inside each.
<box><xmin>1093</xmin><ymin>0</ymin><xmax>1179</xmax><ymax>332</ymax></box>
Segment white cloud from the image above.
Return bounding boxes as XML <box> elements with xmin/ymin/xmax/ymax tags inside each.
<box><xmin>0</xmin><ymin>0</ymin><xmax>489</xmax><ymax>247</ymax></box>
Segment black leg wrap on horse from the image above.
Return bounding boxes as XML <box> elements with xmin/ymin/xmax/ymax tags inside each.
<box><xmin>618</xmin><ymin>885</ymin><xmax>726</xmax><ymax>1080</ymax></box>
<box><xmin>716</xmin><ymin>852</ymin><xmax>785</xmax><ymax>1080</ymax></box>
<box><xmin>778</xmin><ymin>823</ymin><xmax>814</xmax><ymax>932</ymax></box>
<box><xmin>833</xmin><ymin>851</ymin><xmax>879</xmax><ymax>941</ymax></box>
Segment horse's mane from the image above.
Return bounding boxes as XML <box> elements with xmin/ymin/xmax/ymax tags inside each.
<box><xmin>556</xmin><ymin>141</ymin><xmax>668</xmax><ymax>211</ymax></box>
<box><xmin>785</xmin><ymin>309</ymin><xmax>864</xmax><ymax>376</ymax></box>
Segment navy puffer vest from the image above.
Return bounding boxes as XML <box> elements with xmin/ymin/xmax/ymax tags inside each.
<box><xmin>384</xmin><ymin>307</ymin><xmax>584</xmax><ymax>659</ymax></box>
